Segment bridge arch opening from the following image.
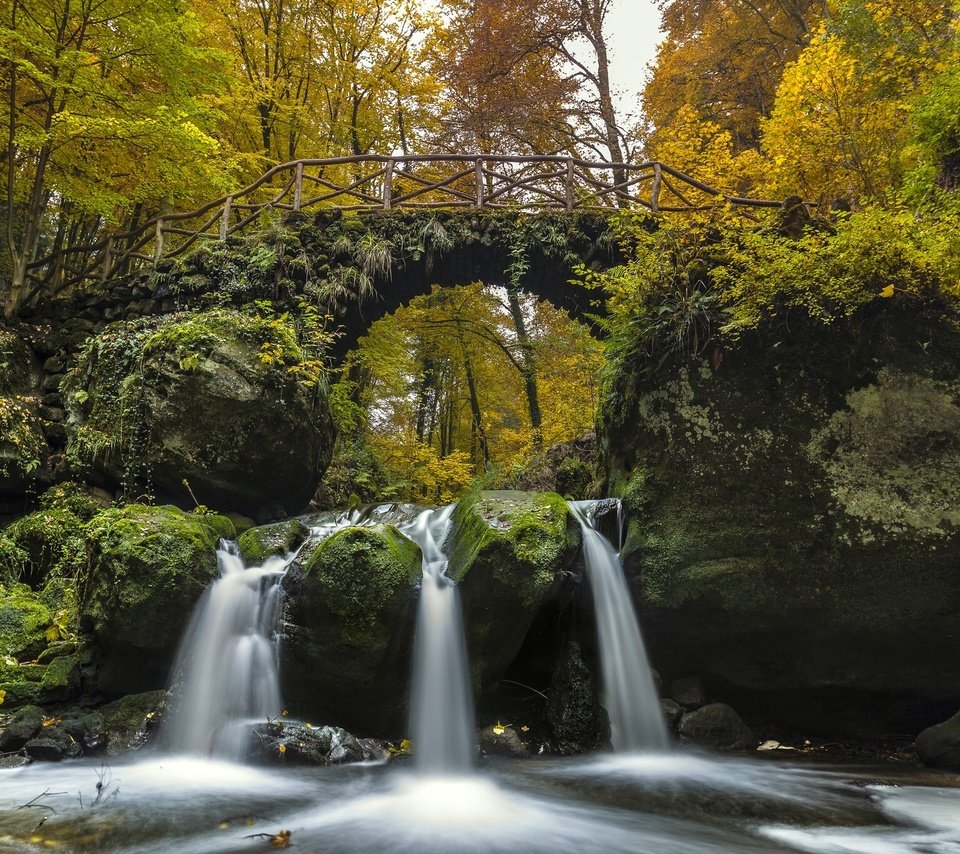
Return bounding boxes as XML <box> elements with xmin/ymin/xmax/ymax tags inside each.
<box><xmin>319</xmin><ymin>281</ymin><xmax>603</xmax><ymax>507</ymax></box>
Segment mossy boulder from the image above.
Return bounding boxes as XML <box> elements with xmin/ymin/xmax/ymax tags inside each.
<box><xmin>238</xmin><ymin>519</ymin><xmax>310</xmax><ymax>565</ymax></box>
<box><xmin>99</xmin><ymin>689</ymin><xmax>166</xmax><ymax>755</ymax></box>
<box><xmin>0</xmin><ymin>325</ymin><xmax>40</xmax><ymax>395</ymax></box>
<box><xmin>281</xmin><ymin>524</ymin><xmax>422</xmax><ymax>734</ymax></box>
<box><xmin>81</xmin><ymin>504</ymin><xmax>232</xmax><ymax>694</ymax></box>
<box><xmin>447</xmin><ymin>491</ymin><xmax>581</xmax><ymax>687</ymax></box>
<box><xmin>0</xmin><ymin>582</ymin><xmax>53</xmax><ymax>661</ymax></box>
<box><xmin>0</xmin><ymin>508</ymin><xmax>86</xmax><ymax>588</ymax></box>
<box><xmin>602</xmin><ymin>312</ymin><xmax>960</xmax><ymax>735</ymax></box>
<box><xmin>63</xmin><ymin>309</ymin><xmax>336</xmax><ymax>516</ymax></box>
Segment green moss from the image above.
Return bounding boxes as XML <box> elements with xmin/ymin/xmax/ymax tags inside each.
<box><xmin>0</xmin><ymin>583</ymin><xmax>53</xmax><ymax>661</ymax></box>
<box><xmin>448</xmin><ymin>491</ymin><xmax>575</xmax><ymax>609</ymax></box>
<box><xmin>81</xmin><ymin>504</ymin><xmax>222</xmax><ymax>652</ymax></box>
<box><xmin>304</xmin><ymin>525</ymin><xmax>421</xmax><ymax>644</ymax></box>
<box><xmin>0</xmin><ymin>508</ymin><xmax>86</xmax><ymax>588</ymax></box>
<box><xmin>39</xmin><ymin>655</ymin><xmax>80</xmax><ymax>702</ymax></box>
<box><xmin>38</xmin><ymin>481</ymin><xmax>109</xmax><ymax>521</ymax></box>
<box><xmin>238</xmin><ymin>519</ymin><xmax>309</xmax><ymax>565</ymax></box>
<box><xmin>0</xmin><ymin>395</ymin><xmax>46</xmax><ymax>483</ymax></box>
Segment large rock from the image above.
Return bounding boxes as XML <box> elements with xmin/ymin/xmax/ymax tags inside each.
<box><xmin>281</xmin><ymin>524</ymin><xmax>422</xmax><ymax>734</ymax></box>
<box><xmin>545</xmin><ymin>639</ymin><xmax>607</xmax><ymax>754</ymax></box>
<box><xmin>447</xmin><ymin>491</ymin><xmax>581</xmax><ymax>686</ymax></box>
<box><xmin>238</xmin><ymin>519</ymin><xmax>310</xmax><ymax>565</ymax></box>
<box><xmin>63</xmin><ymin>309</ymin><xmax>336</xmax><ymax>516</ymax></box>
<box><xmin>916</xmin><ymin>710</ymin><xmax>960</xmax><ymax>770</ymax></box>
<box><xmin>251</xmin><ymin>720</ymin><xmax>383</xmax><ymax>765</ymax></box>
<box><xmin>603</xmin><ymin>312</ymin><xmax>960</xmax><ymax>735</ymax></box>
<box><xmin>81</xmin><ymin>504</ymin><xmax>233</xmax><ymax>693</ymax></box>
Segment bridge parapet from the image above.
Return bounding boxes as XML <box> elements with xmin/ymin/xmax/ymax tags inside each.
<box><xmin>25</xmin><ymin>155</ymin><xmax>782</xmax><ymax>298</ymax></box>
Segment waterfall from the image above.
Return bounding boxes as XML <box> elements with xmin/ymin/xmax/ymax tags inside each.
<box><xmin>401</xmin><ymin>505</ymin><xmax>475</xmax><ymax>774</ymax></box>
<box><xmin>164</xmin><ymin>542</ymin><xmax>287</xmax><ymax>759</ymax></box>
<box><xmin>569</xmin><ymin>500</ymin><xmax>669</xmax><ymax>752</ymax></box>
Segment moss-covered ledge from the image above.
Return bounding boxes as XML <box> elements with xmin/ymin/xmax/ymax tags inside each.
<box><xmin>448</xmin><ymin>490</ymin><xmax>582</xmax><ymax>686</ymax></box>
<box><xmin>280</xmin><ymin>524</ymin><xmax>422</xmax><ymax>734</ymax></box>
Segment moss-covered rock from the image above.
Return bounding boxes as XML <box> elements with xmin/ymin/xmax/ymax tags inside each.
<box><xmin>0</xmin><ymin>508</ymin><xmax>86</xmax><ymax>587</ymax></box>
<box><xmin>0</xmin><ymin>582</ymin><xmax>53</xmax><ymax>661</ymax></box>
<box><xmin>602</xmin><ymin>311</ymin><xmax>960</xmax><ymax>735</ymax></box>
<box><xmin>281</xmin><ymin>524</ymin><xmax>422</xmax><ymax>734</ymax></box>
<box><xmin>81</xmin><ymin>504</ymin><xmax>228</xmax><ymax>694</ymax></box>
<box><xmin>99</xmin><ymin>689</ymin><xmax>166</xmax><ymax>755</ymax></box>
<box><xmin>238</xmin><ymin>519</ymin><xmax>310</xmax><ymax>565</ymax></box>
<box><xmin>0</xmin><ymin>325</ymin><xmax>40</xmax><ymax>395</ymax></box>
<box><xmin>448</xmin><ymin>491</ymin><xmax>581</xmax><ymax>686</ymax></box>
<box><xmin>63</xmin><ymin>309</ymin><xmax>336</xmax><ymax>516</ymax></box>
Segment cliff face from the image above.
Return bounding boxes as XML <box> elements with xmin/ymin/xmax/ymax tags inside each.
<box><xmin>602</xmin><ymin>310</ymin><xmax>960</xmax><ymax>735</ymax></box>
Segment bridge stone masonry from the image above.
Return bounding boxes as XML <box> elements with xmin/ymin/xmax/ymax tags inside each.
<box><xmin>15</xmin><ymin>154</ymin><xmax>786</xmax><ymax>360</ymax></box>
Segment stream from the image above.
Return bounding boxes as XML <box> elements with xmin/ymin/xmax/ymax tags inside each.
<box><xmin>0</xmin><ymin>752</ymin><xmax>958</xmax><ymax>852</ymax></box>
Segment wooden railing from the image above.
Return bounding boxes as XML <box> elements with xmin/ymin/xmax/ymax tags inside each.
<box><xmin>25</xmin><ymin>154</ymin><xmax>783</xmax><ymax>294</ymax></box>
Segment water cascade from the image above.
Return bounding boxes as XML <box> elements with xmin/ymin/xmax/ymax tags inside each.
<box><xmin>569</xmin><ymin>500</ymin><xmax>670</xmax><ymax>752</ymax></box>
<box><xmin>401</xmin><ymin>505</ymin><xmax>476</xmax><ymax>774</ymax></box>
<box><xmin>164</xmin><ymin>542</ymin><xmax>288</xmax><ymax>759</ymax></box>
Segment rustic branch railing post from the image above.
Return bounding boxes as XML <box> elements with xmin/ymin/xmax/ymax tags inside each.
<box><xmin>566</xmin><ymin>158</ymin><xmax>575</xmax><ymax>212</ymax></box>
<box><xmin>102</xmin><ymin>236</ymin><xmax>113</xmax><ymax>282</ymax></box>
<box><xmin>293</xmin><ymin>163</ymin><xmax>303</xmax><ymax>212</ymax></box>
<box><xmin>651</xmin><ymin>163</ymin><xmax>662</xmax><ymax>213</ymax></box>
<box><xmin>153</xmin><ymin>219</ymin><xmax>164</xmax><ymax>264</ymax></box>
<box><xmin>220</xmin><ymin>196</ymin><xmax>232</xmax><ymax>241</ymax></box>
<box><xmin>475</xmin><ymin>158</ymin><xmax>484</xmax><ymax>209</ymax></box>
<box><xmin>383</xmin><ymin>158</ymin><xmax>395</xmax><ymax>210</ymax></box>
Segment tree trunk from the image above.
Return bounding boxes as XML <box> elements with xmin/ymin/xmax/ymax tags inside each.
<box><xmin>506</xmin><ymin>286</ymin><xmax>543</xmax><ymax>452</ymax></box>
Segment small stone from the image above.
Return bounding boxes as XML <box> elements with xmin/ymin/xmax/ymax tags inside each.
<box><xmin>42</xmin><ymin>392</ymin><xmax>63</xmax><ymax>407</ymax></box>
<box><xmin>42</xmin><ymin>356</ymin><xmax>65</xmax><ymax>373</ymax></box>
<box><xmin>41</xmin><ymin>374</ymin><xmax>63</xmax><ymax>392</ymax></box>
<box><xmin>678</xmin><ymin>703</ymin><xmax>754</xmax><ymax>752</ymax></box>
<box><xmin>24</xmin><ymin>737</ymin><xmax>64</xmax><ymax>761</ymax></box>
<box><xmin>37</xmin><ymin>405</ymin><xmax>65</xmax><ymax>422</ymax></box>
<box><xmin>0</xmin><ymin>705</ymin><xmax>45</xmax><ymax>751</ymax></box>
<box><xmin>479</xmin><ymin>725</ymin><xmax>528</xmax><ymax>758</ymax></box>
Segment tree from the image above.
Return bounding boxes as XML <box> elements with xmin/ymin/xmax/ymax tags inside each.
<box><xmin>644</xmin><ymin>0</ymin><xmax>823</xmax><ymax>152</ymax></box>
<box><xmin>1</xmin><ymin>0</ymin><xmax>230</xmax><ymax>315</ymax></box>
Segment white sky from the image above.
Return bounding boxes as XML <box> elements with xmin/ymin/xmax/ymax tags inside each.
<box><xmin>605</xmin><ymin>0</ymin><xmax>665</xmax><ymax>119</ymax></box>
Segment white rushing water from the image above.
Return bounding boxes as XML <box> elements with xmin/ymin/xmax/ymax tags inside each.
<box><xmin>569</xmin><ymin>500</ymin><xmax>670</xmax><ymax>752</ymax></box>
<box><xmin>401</xmin><ymin>505</ymin><xmax>476</xmax><ymax>774</ymax></box>
<box><xmin>164</xmin><ymin>542</ymin><xmax>287</xmax><ymax>759</ymax></box>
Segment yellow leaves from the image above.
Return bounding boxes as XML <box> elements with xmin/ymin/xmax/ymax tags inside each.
<box><xmin>491</xmin><ymin>721</ymin><xmax>512</xmax><ymax>735</ymax></box>
<box><xmin>0</xmin><ymin>688</ymin><xmax>5</xmax><ymax>706</ymax></box>
<box><xmin>270</xmin><ymin>830</ymin><xmax>292</xmax><ymax>849</ymax></box>
<box><xmin>41</xmin><ymin>716</ymin><xmax>62</xmax><ymax>729</ymax></box>
<box><xmin>278</xmin><ymin>744</ymin><xmax>287</xmax><ymax>756</ymax></box>
<box><xmin>879</xmin><ymin>284</ymin><xmax>896</xmax><ymax>298</ymax></box>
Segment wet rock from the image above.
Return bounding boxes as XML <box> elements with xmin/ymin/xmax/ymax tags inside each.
<box><xmin>607</xmin><ymin>314</ymin><xmax>960</xmax><ymax>736</ymax></box>
<box><xmin>678</xmin><ymin>703</ymin><xmax>754</xmax><ymax>752</ymax></box>
<box><xmin>0</xmin><ymin>584</ymin><xmax>54</xmax><ymax>660</ymax></box>
<box><xmin>251</xmin><ymin>720</ymin><xmax>383</xmax><ymax>766</ymax></box>
<box><xmin>24</xmin><ymin>737</ymin><xmax>68</xmax><ymax>761</ymax></box>
<box><xmin>448</xmin><ymin>491</ymin><xmax>581</xmax><ymax>687</ymax></box>
<box><xmin>281</xmin><ymin>524</ymin><xmax>422</xmax><ymax>734</ymax></box>
<box><xmin>0</xmin><ymin>704</ymin><xmax>45</xmax><ymax>750</ymax></box>
<box><xmin>39</xmin><ymin>656</ymin><xmax>81</xmax><ymax>703</ymax></box>
<box><xmin>238</xmin><ymin>519</ymin><xmax>310</xmax><ymax>565</ymax></box>
<box><xmin>479</xmin><ymin>724</ymin><xmax>528</xmax><ymax>758</ymax></box>
<box><xmin>0</xmin><ymin>754</ymin><xmax>31</xmax><ymax>768</ymax></box>
<box><xmin>916</xmin><ymin>710</ymin><xmax>960</xmax><ymax>770</ymax></box>
<box><xmin>670</xmin><ymin>676</ymin><xmax>706</xmax><ymax>709</ymax></box>
<box><xmin>99</xmin><ymin>690</ymin><xmax>166</xmax><ymax>755</ymax></box>
<box><xmin>81</xmin><ymin>505</ymin><xmax>231</xmax><ymax>693</ymax></box>
<box><xmin>546</xmin><ymin>639</ymin><xmax>607</xmax><ymax>754</ymax></box>
<box><xmin>63</xmin><ymin>310</ymin><xmax>336</xmax><ymax>516</ymax></box>
<box><xmin>661</xmin><ymin>699</ymin><xmax>684</xmax><ymax>730</ymax></box>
